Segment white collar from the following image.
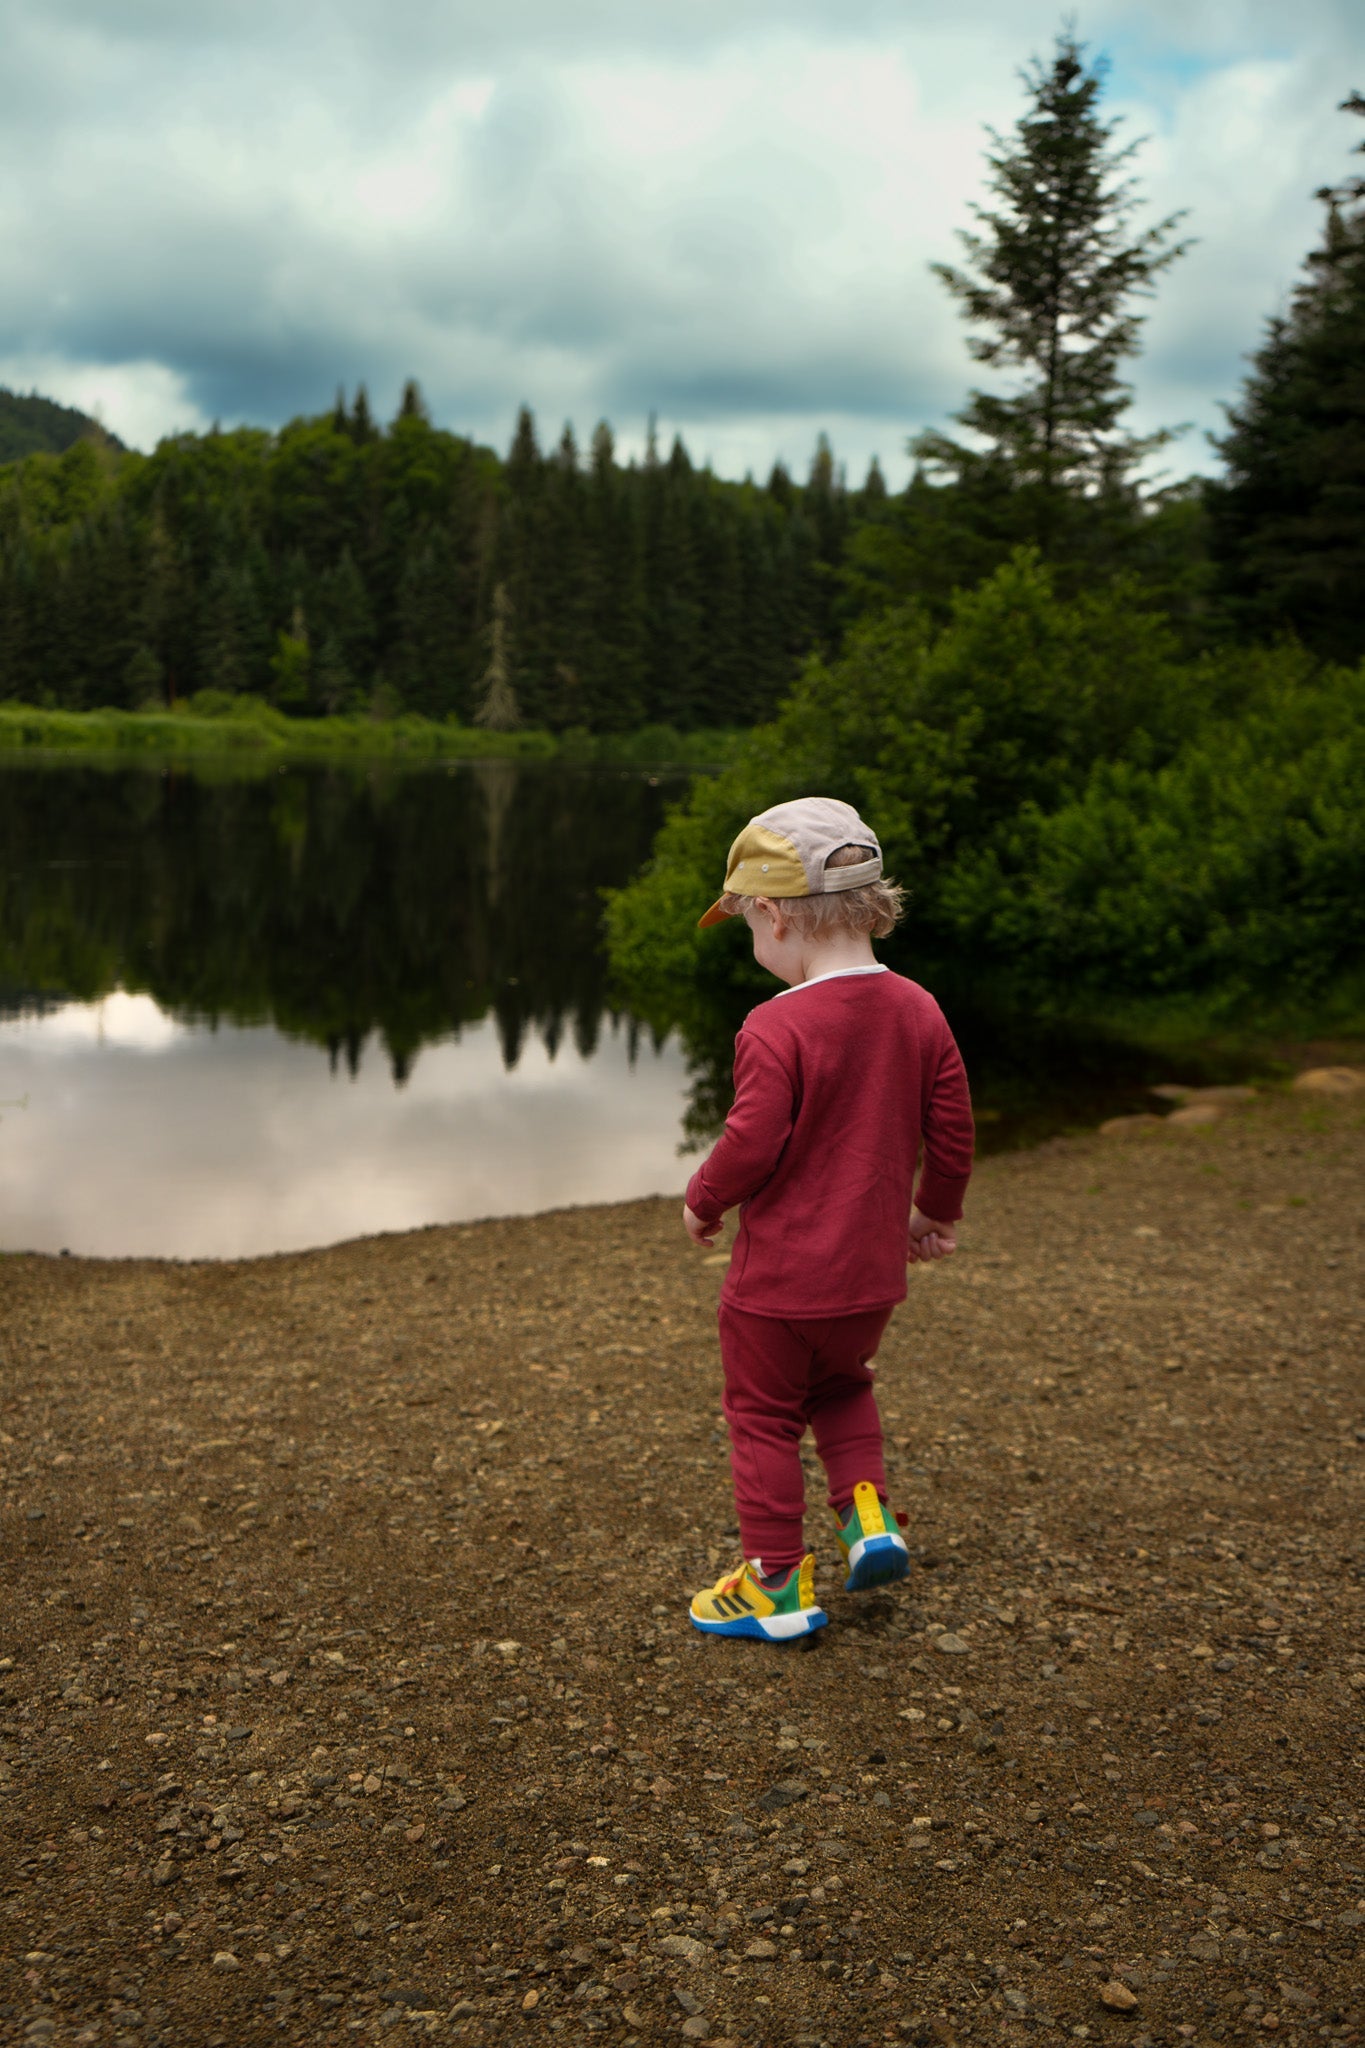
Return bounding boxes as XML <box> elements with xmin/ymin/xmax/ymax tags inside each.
<box><xmin>770</xmin><ymin>963</ymin><xmax>890</xmax><ymax>999</ymax></box>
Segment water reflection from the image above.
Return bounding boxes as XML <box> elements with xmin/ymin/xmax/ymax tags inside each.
<box><xmin>0</xmin><ymin>756</ymin><xmax>680</xmax><ymax>1080</ymax></box>
<box><xmin>0</xmin><ymin>997</ymin><xmax>690</xmax><ymax>1259</ymax></box>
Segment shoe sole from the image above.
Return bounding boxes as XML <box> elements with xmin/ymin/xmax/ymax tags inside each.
<box><xmin>689</xmin><ymin>1608</ymin><xmax>828</xmax><ymax>1643</ymax></box>
<box><xmin>842</xmin><ymin>1534</ymin><xmax>911</xmax><ymax>1592</ymax></box>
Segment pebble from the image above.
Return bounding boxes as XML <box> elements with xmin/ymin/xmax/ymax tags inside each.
<box><xmin>657</xmin><ymin>1934</ymin><xmax>709</xmax><ymax>1965</ymax></box>
<box><xmin>681</xmin><ymin>2021</ymin><xmax>711</xmax><ymax>2041</ymax></box>
<box><xmin>934</xmin><ymin>1634</ymin><xmax>970</xmax><ymax>1655</ymax></box>
<box><xmin>211</xmin><ymin>1951</ymin><xmax>240</xmax><ymax>1972</ymax></box>
<box><xmin>744</xmin><ymin>1938</ymin><xmax>778</xmax><ymax>1960</ymax></box>
<box><xmin>1099</xmin><ymin>1981</ymin><xmax>1138</xmax><ymax>2012</ymax></box>
<box><xmin>1291</xmin><ymin>1066</ymin><xmax>1365</xmax><ymax>1093</ymax></box>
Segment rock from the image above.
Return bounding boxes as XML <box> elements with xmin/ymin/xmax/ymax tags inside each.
<box><xmin>1166</xmin><ymin>1102</ymin><xmax>1221</xmax><ymax>1125</ymax></box>
<box><xmin>521</xmin><ymin>1989</ymin><xmax>539</xmax><ymax>2011</ymax></box>
<box><xmin>1291</xmin><ymin>1066</ymin><xmax>1365</xmax><ymax>1093</ymax></box>
<box><xmin>1187</xmin><ymin>1935</ymin><xmax>1222</xmax><ymax>1962</ymax></box>
<box><xmin>1099</xmin><ymin>1980</ymin><xmax>1138</xmax><ymax>2011</ymax></box>
<box><xmin>451</xmin><ymin>2000</ymin><xmax>478</xmax><ymax>2018</ymax></box>
<box><xmin>1099</xmin><ymin>1114</ymin><xmax>1162</xmax><ymax>1137</ymax></box>
<box><xmin>1149</xmin><ymin>1083</ymin><xmax>1195</xmax><ymax>1100</ymax></box>
<box><xmin>933</xmin><ymin>1633</ymin><xmax>971</xmax><ymax>1655</ymax></box>
<box><xmin>757</xmin><ymin>1779</ymin><xmax>807</xmax><ymax>1812</ymax></box>
<box><xmin>657</xmin><ymin>1934</ymin><xmax>709</xmax><ymax>1965</ymax></box>
<box><xmin>211</xmin><ymin>1950</ymin><xmax>240</xmax><ymax>1971</ymax></box>
<box><xmin>681</xmin><ymin>2021</ymin><xmax>711</xmax><ymax>2042</ymax></box>
<box><xmin>744</xmin><ymin>1938</ymin><xmax>778</xmax><ymax>1960</ymax></box>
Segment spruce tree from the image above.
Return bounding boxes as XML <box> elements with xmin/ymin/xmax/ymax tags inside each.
<box><xmin>913</xmin><ymin>30</ymin><xmax>1190</xmax><ymax>557</ymax></box>
<box><xmin>1208</xmin><ymin>92</ymin><xmax>1365</xmax><ymax>661</ymax></box>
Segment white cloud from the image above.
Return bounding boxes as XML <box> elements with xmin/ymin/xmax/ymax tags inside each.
<box><xmin>0</xmin><ymin>1</ymin><xmax>1356</xmax><ymax>482</ymax></box>
<box><xmin>0</xmin><ymin>353</ymin><xmax>211</xmax><ymax>448</ymax></box>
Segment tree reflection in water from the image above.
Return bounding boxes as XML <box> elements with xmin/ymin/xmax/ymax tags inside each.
<box><xmin>0</xmin><ymin>757</ymin><xmax>685</xmax><ymax>1086</ymax></box>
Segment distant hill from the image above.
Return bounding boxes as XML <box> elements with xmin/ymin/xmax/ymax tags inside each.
<box><xmin>0</xmin><ymin>387</ymin><xmax>125</xmax><ymax>463</ymax></box>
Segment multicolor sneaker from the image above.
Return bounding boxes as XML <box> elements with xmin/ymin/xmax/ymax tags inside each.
<box><xmin>834</xmin><ymin>1481</ymin><xmax>910</xmax><ymax>1591</ymax></box>
<box><xmin>689</xmin><ymin>1555</ymin><xmax>828</xmax><ymax>1642</ymax></box>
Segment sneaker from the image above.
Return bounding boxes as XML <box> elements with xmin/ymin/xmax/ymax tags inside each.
<box><xmin>689</xmin><ymin>1554</ymin><xmax>828</xmax><ymax>1642</ymax></box>
<box><xmin>834</xmin><ymin>1481</ymin><xmax>910</xmax><ymax>1591</ymax></box>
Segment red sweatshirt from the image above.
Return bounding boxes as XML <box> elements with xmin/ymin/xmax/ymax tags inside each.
<box><xmin>684</xmin><ymin>966</ymin><xmax>974</xmax><ymax>1317</ymax></box>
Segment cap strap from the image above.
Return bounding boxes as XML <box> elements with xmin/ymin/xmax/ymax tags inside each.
<box><xmin>822</xmin><ymin>857</ymin><xmax>881</xmax><ymax>893</ymax></box>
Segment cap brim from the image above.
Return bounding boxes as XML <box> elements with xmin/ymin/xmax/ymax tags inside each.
<box><xmin>697</xmin><ymin>898</ymin><xmax>733</xmax><ymax>929</ymax></box>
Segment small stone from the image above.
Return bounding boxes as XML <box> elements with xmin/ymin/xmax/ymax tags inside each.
<box><xmin>1167</xmin><ymin>1102</ymin><xmax>1221</xmax><ymax>1125</ymax></box>
<box><xmin>757</xmin><ymin>1779</ymin><xmax>807</xmax><ymax>1812</ymax></box>
<box><xmin>681</xmin><ymin>2021</ymin><xmax>711</xmax><ymax>2041</ymax></box>
<box><xmin>1291</xmin><ymin>1065</ymin><xmax>1365</xmax><ymax>1093</ymax></box>
<box><xmin>451</xmin><ymin>2000</ymin><xmax>478</xmax><ymax>2019</ymax></box>
<box><xmin>1187</xmin><ymin>1935</ymin><xmax>1221</xmax><ymax>1962</ymax></box>
<box><xmin>1099</xmin><ymin>1114</ymin><xmax>1161</xmax><ymax>1137</ymax></box>
<box><xmin>521</xmin><ymin>1988</ymin><xmax>539</xmax><ymax>2011</ymax></box>
<box><xmin>1099</xmin><ymin>1980</ymin><xmax>1138</xmax><ymax>2012</ymax></box>
<box><xmin>657</xmin><ymin>1934</ymin><xmax>709</xmax><ymax>1965</ymax></box>
<box><xmin>933</xmin><ymin>1633</ymin><xmax>971</xmax><ymax>1656</ymax></box>
<box><xmin>211</xmin><ymin>1950</ymin><xmax>240</xmax><ymax>1971</ymax></box>
<box><xmin>744</xmin><ymin>1938</ymin><xmax>778</xmax><ymax>1960</ymax></box>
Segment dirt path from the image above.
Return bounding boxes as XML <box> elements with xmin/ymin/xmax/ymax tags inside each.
<box><xmin>2</xmin><ymin>1087</ymin><xmax>1363</xmax><ymax>2048</ymax></box>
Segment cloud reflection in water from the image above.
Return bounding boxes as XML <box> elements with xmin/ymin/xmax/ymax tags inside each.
<box><xmin>0</xmin><ymin>997</ymin><xmax>690</xmax><ymax>1259</ymax></box>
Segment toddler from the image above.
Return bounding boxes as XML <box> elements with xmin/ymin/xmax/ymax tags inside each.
<box><xmin>683</xmin><ymin>796</ymin><xmax>974</xmax><ymax>1641</ymax></box>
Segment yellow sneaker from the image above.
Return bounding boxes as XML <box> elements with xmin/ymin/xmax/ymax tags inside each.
<box><xmin>834</xmin><ymin>1480</ymin><xmax>910</xmax><ymax>1591</ymax></box>
<box><xmin>689</xmin><ymin>1555</ymin><xmax>828</xmax><ymax>1642</ymax></box>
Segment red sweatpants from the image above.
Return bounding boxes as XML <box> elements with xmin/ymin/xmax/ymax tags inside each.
<box><xmin>718</xmin><ymin>1299</ymin><xmax>895</xmax><ymax>1574</ymax></box>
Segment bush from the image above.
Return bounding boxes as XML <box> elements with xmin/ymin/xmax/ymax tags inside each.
<box><xmin>606</xmin><ymin>551</ymin><xmax>1365</xmax><ymax>1021</ymax></box>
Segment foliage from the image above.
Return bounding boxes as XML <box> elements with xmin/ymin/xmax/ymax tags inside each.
<box><xmin>0</xmin><ymin>387</ymin><xmax>124</xmax><ymax>463</ymax></box>
<box><xmin>912</xmin><ymin>30</ymin><xmax>1190</xmax><ymax>569</ymax></box>
<box><xmin>1208</xmin><ymin>93</ymin><xmax>1365</xmax><ymax>662</ymax></box>
<box><xmin>0</xmin><ymin>388</ymin><xmax>861</xmax><ymax>733</ymax></box>
<box><xmin>606</xmin><ymin>554</ymin><xmax>1365</xmax><ymax>1018</ymax></box>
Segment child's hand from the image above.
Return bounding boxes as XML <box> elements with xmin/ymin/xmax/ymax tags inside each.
<box><xmin>683</xmin><ymin>1202</ymin><xmax>722</xmax><ymax>1248</ymax></box>
<box><xmin>909</xmin><ymin>1207</ymin><xmax>956</xmax><ymax>1262</ymax></box>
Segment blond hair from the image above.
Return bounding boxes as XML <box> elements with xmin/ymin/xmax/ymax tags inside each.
<box><xmin>721</xmin><ymin>843</ymin><xmax>905</xmax><ymax>940</ymax></box>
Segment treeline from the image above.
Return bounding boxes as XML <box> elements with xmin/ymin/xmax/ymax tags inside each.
<box><xmin>0</xmin><ymin>396</ymin><xmax>883</xmax><ymax>732</ymax></box>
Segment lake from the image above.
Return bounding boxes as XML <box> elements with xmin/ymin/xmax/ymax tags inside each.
<box><xmin>0</xmin><ymin>755</ymin><xmax>1252</xmax><ymax>1259</ymax></box>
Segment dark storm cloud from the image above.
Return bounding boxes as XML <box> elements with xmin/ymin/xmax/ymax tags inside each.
<box><xmin>0</xmin><ymin>0</ymin><xmax>1358</xmax><ymax>475</ymax></box>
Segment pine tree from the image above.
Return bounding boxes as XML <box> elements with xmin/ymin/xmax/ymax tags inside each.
<box><xmin>397</xmin><ymin>378</ymin><xmax>429</xmax><ymax>423</ymax></box>
<box><xmin>913</xmin><ymin>30</ymin><xmax>1190</xmax><ymax>558</ymax></box>
<box><xmin>1208</xmin><ymin>92</ymin><xmax>1365</xmax><ymax>661</ymax></box>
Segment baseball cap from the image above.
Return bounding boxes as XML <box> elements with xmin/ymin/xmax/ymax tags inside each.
<box><xmin>698</xmin><ymin>796</ymin><xmax>883</xmax><ymax>929</ymax></box>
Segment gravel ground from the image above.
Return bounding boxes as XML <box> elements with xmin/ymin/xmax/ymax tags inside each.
<box><xmin>2</xmin><ymin>1084</ymin><xmax>1363</xmax><ymax>2048</ymax></box>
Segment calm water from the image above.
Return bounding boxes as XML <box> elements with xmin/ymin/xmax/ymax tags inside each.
<box><xmin>0</xmin><ymin>755</ymin><xmax>1256</xmax><ymax>1259</ymax></box>
<box><xmin>0</xmin><ymin>758</ymin><xmax>693</xmax><ymax>1257</ymax></box>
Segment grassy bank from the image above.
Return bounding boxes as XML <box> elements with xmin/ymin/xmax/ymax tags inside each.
<box><xmin>0</xmin><ymin>697</ymin><xmax>742</xmax><ymax>769</ymax></box>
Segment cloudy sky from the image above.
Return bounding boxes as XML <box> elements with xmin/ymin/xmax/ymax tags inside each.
<box><xmin>0</xmin><ymin>0</ymin><xmax>1357</xmax><ymax>485</ymax></box>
